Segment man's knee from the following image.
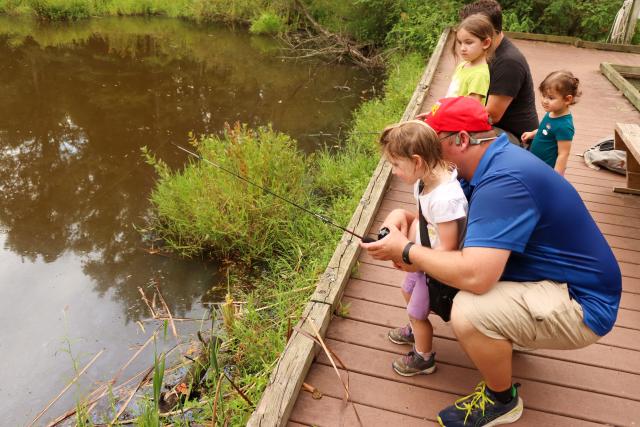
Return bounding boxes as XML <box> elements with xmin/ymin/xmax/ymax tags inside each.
<box><xmin>450</xmin><ymin>293</ymin><xmax>475</xmax><ymax>339</ymax></box>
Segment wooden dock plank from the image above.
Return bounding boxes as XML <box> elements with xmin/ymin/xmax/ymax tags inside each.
<box><xmin>304</xmin><ymin>364</ymin><xmax>605</xmax><ymax>426</ymax></box>
<box><xmin>326</xmin><ymin>318</ymin><xmax>640</xmax><ymax>399</ymax></box>
<box><xmin>313</xmin><ymin>339</ymin><xmax>640</xmax><ymax>424</ymax></box>
<box><xmin>290</xmin><ymin>392</ymin><xmax>431</xmax><ymax>427</ymax></box>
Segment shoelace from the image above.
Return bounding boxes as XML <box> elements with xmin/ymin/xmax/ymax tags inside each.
<box><xmin>454</xmin><ymin>381</ymin><xmax>495</xmax><ymax>425</ymax></box>
<box><xmin>401</xmin><ymin>324</ymin><xmax>413</xmax><ymax>338</ymax></box>
<box><xmin>403</xmin><ymin>350</ymin><xmax>417</xmax><ymax>363</ymax></box>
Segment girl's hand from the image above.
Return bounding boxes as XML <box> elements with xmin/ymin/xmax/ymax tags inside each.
<box><xmin>381</xmin><ymin>209</ymin><xmax>410</xmax><ymax>237</ymax></box>
<box><xmin>520</xmin><ymin>130</ymin><xmax>536</xmax><ymax>143</ymax></box>
<box><xmin>360</xmin><ymin>224</ymin><xmax>409</xmax><ymax>265</ymax></box>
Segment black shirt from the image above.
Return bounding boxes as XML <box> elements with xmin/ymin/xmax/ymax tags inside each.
<box><xmin>489</xmin><ymin>37</ymin><xmax>539</xmax><ymax>138</ymax></box>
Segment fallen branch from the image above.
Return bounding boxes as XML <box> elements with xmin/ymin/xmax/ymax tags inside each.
<box><xmin>290</xmin><ymin>0</ymin><xmax>383</xmax><ymax>68</ymax></box>
<box><xmin>153</xmin><ymin>281</ymin><xmax>181</xmax><ymax>352</ymax></box>
<box><xmin>296</xmin><ymin>321</ymin><xmax>364</xmax><ymax>427</ymax></box>
<box><xmin>138</xmin><ymin>287</ymin><xmax>157</xmax><ymax>318</ymax></box>
<box><xmin>29</xmin><ymin>349</ymin><xmax>104</xmax><ymax>427</ymax></box>
<box><xmin>110</xmin><ymin>366</ymin><xmax>155</xmax><ymax>424</ymax></box>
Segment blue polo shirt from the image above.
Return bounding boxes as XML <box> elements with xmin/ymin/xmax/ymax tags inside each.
<box><xmin>464</xmin><ymin>134</ymin><xmax>621</xmax><ymax>336</ymax></box>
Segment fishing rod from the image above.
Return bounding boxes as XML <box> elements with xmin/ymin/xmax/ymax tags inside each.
<box><xmin>172</xmin><ymin>143</ymin><xmax>388</xmax><ymax>243</ymax></box>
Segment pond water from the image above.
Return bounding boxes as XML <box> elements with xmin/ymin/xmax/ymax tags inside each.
<box><xmin>0</xmin><ymin>16</ymin><xmax>379</xmax><ymax>424</ymax></box>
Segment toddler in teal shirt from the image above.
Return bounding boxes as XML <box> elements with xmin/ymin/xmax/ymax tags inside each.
<box><xmin>521</xmin><ymin>70</ymin><xmax>581</xmax><ymax>175</ymax></box>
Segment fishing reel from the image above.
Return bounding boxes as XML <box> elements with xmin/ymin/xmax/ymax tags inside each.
<box><xmin>362</xmin><ymin>226</ymin><xmax>390</xmax><ymax>243</ymax></box>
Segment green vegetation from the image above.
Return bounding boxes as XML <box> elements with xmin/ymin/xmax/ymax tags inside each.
<box><xmin>4</xmin><ymin>0</ymin><xmax>634</xmax><ymax>424</ymax></box>
<box><xmin>144</xmin><ymin>124</ymin><xmax>313</xmax><ymax>262</ymax></box>
<box><xmin>249</xmin><ymin>10</ymin><xmax>286</xmax><ymax>34</ymax></box>
<box><xmin>0</xmin><ymin>0</ymin><xmax>632</xmax><ymax>44</ymax></box>
<box><xmin>500</xmin><ymin>0</ymin><xmax>623</xmax><ymax>42</ymax></box>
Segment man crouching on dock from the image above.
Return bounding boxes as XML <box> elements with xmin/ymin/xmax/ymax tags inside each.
<box><xmin>361</xmin><ymin>96</ymin><xmax>621</xmax><ymax>427</ymax></box>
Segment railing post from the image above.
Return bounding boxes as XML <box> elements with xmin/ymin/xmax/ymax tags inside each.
<box><xmin>624</xmin><ymin>0</ymin><xmax>640</xmax><ymax>44</ymax></box>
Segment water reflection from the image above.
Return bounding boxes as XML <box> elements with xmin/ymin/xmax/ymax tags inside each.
<box><xmin>0</xmin><ymin>16</ymin><xmax>378</xmax><ymax>423</ymax></box>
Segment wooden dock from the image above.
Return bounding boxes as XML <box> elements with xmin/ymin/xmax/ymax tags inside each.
<box><xmin>254</xmin><ymin>31</ymin><xmax>640</xmax><ymax>427</ymax></box>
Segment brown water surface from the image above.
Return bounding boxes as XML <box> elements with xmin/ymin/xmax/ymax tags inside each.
<box><xmin>0</xmin><ymin>16</ymin><xmax>379</xmax><ymax>423</ymax></box>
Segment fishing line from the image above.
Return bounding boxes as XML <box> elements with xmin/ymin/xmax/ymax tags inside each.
<box><xmin>172</xmin><ymin>143</ymin><xmax>385</xmax><ymax>243</ymax></box>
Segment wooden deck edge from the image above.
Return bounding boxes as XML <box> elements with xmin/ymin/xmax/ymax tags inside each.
<box><xmin>601</xmin><ymin>63</ymin><xmax>640</xmax><ymax>112</ymax></box>
<box><xmin>505</xmin><ymin>31</ymin><xmax>640</xmax><ymax>54</ymax></box>
<box><xmin>246</xmin><ymin>27</ymin><xmax>453</xmax><ymax>427</ymax></box>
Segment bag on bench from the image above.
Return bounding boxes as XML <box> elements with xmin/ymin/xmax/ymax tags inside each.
<box><xmin>582</xmin><ymin>137</ymin><xmax>626</xmax><ymax>175</ymax></box>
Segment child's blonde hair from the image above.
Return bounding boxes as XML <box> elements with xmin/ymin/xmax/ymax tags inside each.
<box><xmin>379</xmin><ymin>120</ymin><xmax>447</xmax><ymax>172</ymax></box>
<box><xmin>539</xmin><ymin>70</ymin><xmax>582</xmax><ymax>104</ymax></box>
<box><xmin>453</xmin><ymin>13</ymin><xmax>496</xmax><ymax>61</ymax></box>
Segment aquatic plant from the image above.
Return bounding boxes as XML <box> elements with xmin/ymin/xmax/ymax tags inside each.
<box><xmin>144</xmin><ymin>123</ymin><xmax>313</xmax><ymax>263</ymax></box>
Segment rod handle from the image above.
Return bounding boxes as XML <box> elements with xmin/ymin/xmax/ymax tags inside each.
<box><xmin>361</xmin><ymin>227</ymin><xmax>390</xmax><ymax>243</ymax></box>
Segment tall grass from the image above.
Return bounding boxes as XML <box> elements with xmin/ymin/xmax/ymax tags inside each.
<box><xmin>0</xmin><ymin>0</ymin><xmax>194</xmax><ymax>20</ymax></box>
<box><xmin>144</xmin><ymin>123</ymin><xmax>313</xmax><ymax>262</ymax></box>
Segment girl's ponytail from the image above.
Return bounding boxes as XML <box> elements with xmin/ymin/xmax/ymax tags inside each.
<box><xmin>539</xmin><ymin>70</ymin><xmax>582</xmax><ymax>104</ymax></box>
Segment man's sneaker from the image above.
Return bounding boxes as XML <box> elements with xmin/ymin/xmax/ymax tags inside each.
<box><xmin>437</xmin><ymin>382</ymin><xmax>523</xmax><ymax>427</ymax></box>
<box><xmin>392</xmin><ymin>348</ymin><xmax>436</xmax><ymax>376</ymax></box>
<box><xmin>388</xmin><ymin>324</ymin><xmax>415</xmax><ymax>345</ymax></box>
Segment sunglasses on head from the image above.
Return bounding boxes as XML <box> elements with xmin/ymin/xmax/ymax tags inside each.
<box><xmin>438</xmin><ymin>131</ymin><xmax>496</xmax><ymax>146</ymax></box>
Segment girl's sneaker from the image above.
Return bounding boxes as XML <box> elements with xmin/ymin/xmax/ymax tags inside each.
<box><xmin>392</xmin><ymin>348</ymin><xmax>436</xmax><ymax>376</ymax></box>
<box><xmin>388</xmin><ymin>324</ymin><xmax>415</xmax><ymax>345</ymax></box>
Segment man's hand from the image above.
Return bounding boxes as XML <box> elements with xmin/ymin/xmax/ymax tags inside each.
<box><xmin>360</xmin><ymin>224</ymin><xmax>409</xmax><ymax>265</ymax></box>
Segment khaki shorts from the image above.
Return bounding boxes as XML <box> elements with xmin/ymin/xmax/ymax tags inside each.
<box><xmin>453</xmin><ymin>280</ymin><xmax>600</xmax><ymax>350</ymax></box>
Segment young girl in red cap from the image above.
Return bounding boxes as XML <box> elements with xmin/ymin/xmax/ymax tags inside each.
<box><xmin>379</xmin><ymin>120</ymin><xmax>468</xmax><ymax>376</ymax></box>
<box><xmin>446</xmin><ymin>13</ymin><xmax>495</xmax><ymax>104</ymax></box>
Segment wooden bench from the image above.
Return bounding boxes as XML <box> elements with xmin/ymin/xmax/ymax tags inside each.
<box><xmin>613</xmin><ymin>122</ymin><xmax>640</xmax><ymax>195</ymax></box>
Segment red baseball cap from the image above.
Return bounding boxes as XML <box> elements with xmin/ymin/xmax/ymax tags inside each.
<box><xmin>421</xmin><ymin>97</ymin><xmax>492</xmax><ymax>133</ymax></box>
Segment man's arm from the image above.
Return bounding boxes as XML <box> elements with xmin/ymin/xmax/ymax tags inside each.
<box><xmin>408</xmin><ymin>244</ymin><xmax>510</xmax><ymax>294</ymax></box>
<box><xmin>362</xmin><ymin>225</ymin><xmax>511</xmax><ymax>294</ymax></box>
<box><xmin>485</xmin><ymin>94</ymin><xmax>513</xmax><ymax>125</ymax></box>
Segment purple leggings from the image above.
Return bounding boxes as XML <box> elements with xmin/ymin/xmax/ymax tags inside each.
<box><xmin>402</xmin><ymin>271</ymin><xmax>430</xmax><ymax>320</ymax></box>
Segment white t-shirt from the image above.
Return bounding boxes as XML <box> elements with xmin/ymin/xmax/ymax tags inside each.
<box><xmin>413</xmin><ymin>169</ymin><xmax>468</xmax><ymax>249</ymax></box>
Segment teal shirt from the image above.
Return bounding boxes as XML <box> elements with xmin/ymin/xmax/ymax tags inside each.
<box><xmin>530</xmin><ymin>112</ymin><xmax>574</xmax><ymax>168</ymax></box>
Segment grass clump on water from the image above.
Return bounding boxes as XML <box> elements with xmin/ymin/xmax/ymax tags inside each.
<box><xmin>144</xmin><ymin>123</ymin><xmax>314</xmax><ymax>263</ymax></box>
<box><xmin>249</xmin><ymin>10</ymin><xmax>286</xmax><ymax>35</ymax></box>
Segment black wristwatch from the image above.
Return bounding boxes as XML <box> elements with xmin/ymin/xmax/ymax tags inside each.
<box><xmin>402</xmin><ymin>242</ymin><xmax>415</xmax><ymax>264</ymax></box>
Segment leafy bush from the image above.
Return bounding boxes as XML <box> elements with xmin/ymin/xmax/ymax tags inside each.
<box><xmin>249</xmin><ymin>11</ymin><xmax>286</xmax><ymax>35</ymax></box>
<box><xmin>305</xmin><ymin>0</ymin><xmax>400</xmax><ymax>46</ymax></box>
<box><xmin>384</xmin><ymin>0</ymin><xmax>461</xmax><ymax>53</ymax></box>
<box><xmin>500</xmin><ymin>0</ymin><xmax>621</xmax><ymax>41</ymax></box>
<box><xmin>145</xmin><ymin>123</ymin><xmax>313</xmax><ymax>262</ymax></box>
